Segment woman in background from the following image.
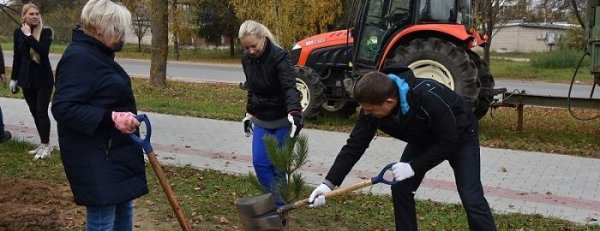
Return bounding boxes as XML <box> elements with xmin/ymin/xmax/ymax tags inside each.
<box><xmin>10</xmin><ymin>3</ymin><xmax>54</xmax><ymax>159</ymax></box>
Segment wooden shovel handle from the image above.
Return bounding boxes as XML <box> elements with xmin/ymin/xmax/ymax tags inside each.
<box><xmin>280</xmin><ymin>179</ymin><xmax>374</xmax><ymax>213</ymax></box>
<box><xmin>148</xmin><ymin>152</ymin><xmax>191</xmax><ymax>231</ymax></box>
<box><xmin>129</xmin><ymin>115</ymin><xmax>190</xmax><ymax>230</ymax></box>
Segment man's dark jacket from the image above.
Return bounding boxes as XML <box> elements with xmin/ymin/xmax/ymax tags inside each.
<box><xmin>51</xmin><ymin>28</ymin><xmax>147</xmax><ymax>206</ymax></box>
<box><xmin>325</xmin><ymin>66</ymin><xmax>476</xmax><ymax>186</ymax></box>
<box><xmin>241</xmin><ymin>38</ymin><xmax>302</xmax><ymax>120</ymax></box>
<box><xmin>11</xmin><ymin>28</ymin><xmax>54</xmax><ymax>89</ymax></box>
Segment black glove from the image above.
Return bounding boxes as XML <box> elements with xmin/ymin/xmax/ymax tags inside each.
<box><xmin>242</xmin><ymin>113</ymin><xmax>253</xmax><ymax>137</ymax></box>
<box><xmin>287</xmin><ymin>111</ymin><xmax>303</xmax><ymax>138</ymax></box>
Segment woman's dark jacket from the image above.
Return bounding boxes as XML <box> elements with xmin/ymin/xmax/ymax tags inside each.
<box><xmin>241</xmin><ymin>38</ymin><xmax>302</xmax><ymax>121</ymax></box>
<box><xmin>325</xmin><ymin>66</ymin><xmax>477</xmax><ymax>186</ymax></box>
<box><xmin>11</xmin><ymin>27</ymin><xmax>54</xmax><ymax>89</ymax></box>
<box><xmin>51</xmin><ymin>28</ymin><xmax>147</xmax><ymax>206</ymax></box>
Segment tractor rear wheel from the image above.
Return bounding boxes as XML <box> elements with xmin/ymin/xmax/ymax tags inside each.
<box><xmin>294</xmin><ymin>66</ymin><xmax>325</xmax><ymax>119</ymax></box>
<box><xmin>468</xmin><ymin>50</ymin><xmax>495</xmax><ymax>119</ymax></box>
<box><xmin>385</xmin><ymin>37</ymin><xmax>480</xmax><ymax>112</ymax></box>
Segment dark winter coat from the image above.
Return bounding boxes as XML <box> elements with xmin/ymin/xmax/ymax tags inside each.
<box><xmin>11</xmin><ymin>28</ymin><xmax>54</xmax><ymax>89</ymax></box>
<box><xmin>241</xmin><ymin>38</ymin><xmax>302</xmax><ymax>121</ymax></box>
<box><xmin>51</xmin><ymin>28</ymin><xmax>147</xmax><ymax>206</ymax></box>
<box><xmin>325</xmin><ymin>66</ymin><xmax>476</xmax><ymax>186</ymax></box>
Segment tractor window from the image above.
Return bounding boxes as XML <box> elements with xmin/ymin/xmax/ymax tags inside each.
<box><xmin>417</xmin><ymin>0</ymin><xmax>456</xmax><ymax>23</ymax></box>
<box><xmin>386</xmin><ymin>0</ymin><xmax>410</xmax><ymax>28</ymax></box>
<box><xmin>458</xmin><ymin>0</ymin><xmax>473</xmax><ymax>28</ymax></box>
<box><xmin>355</xmin><ymin>0</ymin><xmax>388</xmax><ymax>65</ymax></box>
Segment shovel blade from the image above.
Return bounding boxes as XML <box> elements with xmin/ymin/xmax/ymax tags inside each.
<box><xmin>235</xmin><ymin>193</ymin><xmax>279</xmax><ymax>231</ymax></box>
<box><xmin>254</xmin><ymin>213</ymin><xmax>284</xmax><ymax>231</ymax></box>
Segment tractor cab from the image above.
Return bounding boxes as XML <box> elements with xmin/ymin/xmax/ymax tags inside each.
<box><xmin>290</xmin><ymin>0</ymin><xmax>493</xmax><ymax>119</ymax></box>
<box><xmin>353</xmin><ymin>0</ymin><xmax>475</xmax><ymax>69</ymax></box>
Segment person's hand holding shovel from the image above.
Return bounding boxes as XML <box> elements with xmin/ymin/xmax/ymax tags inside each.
<box><xmin>308</xmin><ymin>183</ymin><xmax>333</xmax><ymax>208</ymax></box>
<box><xmin>391</xmin><ymin>162</ymin><xmax>414</xmax><ymax>181</ymax></box>
<box><xmin>112</xmin><ymin>112</ymin><xmax>140</xmax><ymax>134</ymax></box>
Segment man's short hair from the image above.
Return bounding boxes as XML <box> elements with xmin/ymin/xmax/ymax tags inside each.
<box><xmin>353</xmin><ymin>71</ymin><xmax>397</xmax><ymax>105</ymax></box>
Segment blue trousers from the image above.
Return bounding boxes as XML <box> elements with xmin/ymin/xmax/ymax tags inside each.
<box><xmin>86</xmin><ymin>200</ymin><xmax>134</xmax><ymax>231</ymax></box>
<box><xmin>391</xmin><ymin>127</ymin><xmax>496</xmax><ymax>231</ymax></box>
<box><xmin>252</xmin><ymin>125</ymin><xmax>289</xmax><ymax>207</ymax></box>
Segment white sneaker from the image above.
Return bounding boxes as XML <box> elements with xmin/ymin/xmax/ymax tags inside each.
<box><xmin>28</xmin><ymin>144</ymin><xmax>43</xmax><ymax>155</ymax></box>
<box><xmin>33</xmin><ymin>145</ymin><xmax>53</xmax><ymax>160</ymax></box>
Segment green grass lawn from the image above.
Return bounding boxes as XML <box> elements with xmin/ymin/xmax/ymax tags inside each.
<box><xmin>0</xmin><ymin>141</ymin><xmax>597</xmax><ymax>230</ymax></box>
<box><xmin>490</xmin><ymin>58</ymin><xmax>595</xmax><ymax>84</ymax></box>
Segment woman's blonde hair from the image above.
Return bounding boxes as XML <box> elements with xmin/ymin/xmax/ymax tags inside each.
<box><xmin>22</xmin><ymin>3</ymin><xmax>42</xmax><ymax>63</ymax></box>
<box><xmin>238</xmin><ymin>20</ymin><xmax>279</xmax><ymax>47</ymax></box>
<box><xmin>80</xmin><ymin>0</ymin><xmax>131</xmax><ymax>43</ymax></box>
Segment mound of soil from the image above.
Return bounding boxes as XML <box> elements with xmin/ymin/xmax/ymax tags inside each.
<box><xmin>0</xmin><ymin>179</ymin><xmax>85</xmax><ymax>231</ymax></box>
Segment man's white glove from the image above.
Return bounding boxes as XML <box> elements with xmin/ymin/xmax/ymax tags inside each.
<box><xmin>308</xmin><ymin>183</ymin><xmax>332</xmax><ymax>208</ymax></box>
<box><xmin>242</xmin><ymin>113</ymin><xmax>253</xmax><ymax>137</ymax></box>
<box><xmin>391</xmin><ymin>162</ymin><xmax>415</xmax><ymax>181</ymax></box>
<box><xmin>9</xmin><ymin>80</ymin><xmax>18</xmax><ymax>93</ymax></box>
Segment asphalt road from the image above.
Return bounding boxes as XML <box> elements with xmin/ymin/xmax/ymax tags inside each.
<box><xmin>3</xmin><ymin>52</ymin><xmax>599</xmax><ymax>99</ymax></box>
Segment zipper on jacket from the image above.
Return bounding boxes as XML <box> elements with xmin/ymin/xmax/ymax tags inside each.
<box><xmin>106</xmin><ymin>137</ymin><xmax>112</xmax><ymax>160</ymax></box>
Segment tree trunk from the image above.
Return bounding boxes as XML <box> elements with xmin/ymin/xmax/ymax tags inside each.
<box><xmin>484</xmin><ymin>38</ymin><xmax>491</xmax><ymax>65</ymax></box>
<box><xmin>174</xmin><ymin>35</ymin><xmax>180</xmax><ymax>61</ymax></box>
<box><xmin>172</xmin><ymin>0</ymin><xmax>180</xmax><ymax>61</ymax></box>
<box><xmin>571</xmin><ymin>0</ymin><xmax>586</xmax><ymax>30</ymax></box>
<box><xmin>229</xmin><ymin>36</ymin><xmax>235</xmax><ymax>57</ymax></box>
<box><xmin>150</xmin><ymin>0</ymin><xmax>168</xmax><ymax>87</ymax></box>
<box><xmin>483</xmin><ymin>0</ymin><xmax>496</xmax><ymax>65</ymax></box>
<box><xmin>137</xmin><ymin>36</ymin><xmax>142</xmax><ymax>52</ymax></box>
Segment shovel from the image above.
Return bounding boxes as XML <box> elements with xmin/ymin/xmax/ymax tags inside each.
<box><xmin>235</xmin><ymin>162</ymin><xmax>399</xmax><ymax>231</ymax></box>
<box><xmin>129</xmin><ymin>114</ymin><xmax>191</xmax><ymax>231</ymax></box>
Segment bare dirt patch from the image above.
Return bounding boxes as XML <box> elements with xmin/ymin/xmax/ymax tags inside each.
<box><xmin>0</xmin><ymin>179</ymin><xmax>85</xmax><ymax>231</ymax></box>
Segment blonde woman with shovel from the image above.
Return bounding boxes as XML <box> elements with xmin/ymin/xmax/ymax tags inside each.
<box><xmin>238</xmin><ymin>20</ymin><xmax>304</xmax><ymax>209</ymax></box>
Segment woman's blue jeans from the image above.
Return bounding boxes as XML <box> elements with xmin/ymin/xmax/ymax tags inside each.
<box><xmin>252</xmin><ymin>125</ymin><xmax>289</xmax><ymax>207</ymax></box>
<box><xmin>86</xmin><ymin>200</ymin><xmax>134</xmax><ymax>231</ymax></box>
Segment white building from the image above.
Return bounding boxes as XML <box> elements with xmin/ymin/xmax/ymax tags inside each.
<box><xmin>489</xmin><ymin>22</ymin><xmax>575</xmax><ymax>52</ymax></box>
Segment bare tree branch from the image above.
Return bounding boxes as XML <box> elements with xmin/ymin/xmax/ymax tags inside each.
<box><xmin>570</xmin><ymin>0</ymin><xmax>586</xmax><ymax>29</ymax></box>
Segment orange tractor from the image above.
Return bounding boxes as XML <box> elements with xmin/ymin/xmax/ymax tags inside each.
<box><xmin>289</xmin><ymin>0</ymin><xmax>494</xmax><ymax>119</ymax></box>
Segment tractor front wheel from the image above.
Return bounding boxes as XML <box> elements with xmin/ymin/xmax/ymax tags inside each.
<box><xmin>468</xmin><ymin>50</ymin><xmax>495</xmax><ymax>119</ymax></box>
<box><xmin>294</xmin><ymin>66</ymin><xmax>325</xmax><ymax>119</ymax></box>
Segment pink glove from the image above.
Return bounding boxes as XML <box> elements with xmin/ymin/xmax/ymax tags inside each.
<box><xmin>112</xmin><ymin>112</ymin><xmax>140</xmax><ymax>134</ymax></box>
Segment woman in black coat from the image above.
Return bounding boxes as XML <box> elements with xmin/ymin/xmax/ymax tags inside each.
<box><xmin>51</xmin><ymin>1</ymin><xmax>146</xmax><ymax>230</ymax></box>
<box><xmin>9</xmin><ymin>3</ymin><xmax>54</xmax><ymax>159</ymax></box>
<box><xmin>238</xmin><ymin>20</ymin><xmax>304</xmax><ymax>208</ymax></box>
